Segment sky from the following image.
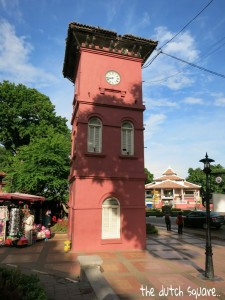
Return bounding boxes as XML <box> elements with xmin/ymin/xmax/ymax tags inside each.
<box><xmin>0</xmin><ymin>0</ymin><xmax>225</xmax><ymax>179</ymax></box>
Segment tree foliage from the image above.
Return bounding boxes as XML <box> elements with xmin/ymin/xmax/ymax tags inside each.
<box><xmin>144</xmin><ymin>167</ymin><xmax>154</xmax><ymax>184</ymax></box>
<box><xmin>8</xmin><ymin>130</ymin><xmax>70</xmax><ymax>200</ymax></box>
<box><xmin>0</xmin><ymin>81</ymin><xmax>71</xmax><ymax>201</ymax></box>
<box><xmin>186</xmin><ymin>164</ymin><xmax>225</xmax><ymax>194</ymax></box>
<box><xmin>0</xmin><ymin>81</ymin><xmax>69</xmax><ymax>154</ymax></box>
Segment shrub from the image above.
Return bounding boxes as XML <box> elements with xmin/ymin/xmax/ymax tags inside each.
<box><xmin>51</xmin><ymin>219</ymin><xmax>68</xmax><ymax>233</ymax></box>
<box><xmin>170</xmin><ymin>209</ymin><xmax>192</xmax><ymax>217</ymax></box>
<box><xmin>0</xmin><ymin>266</ymin><xmax>47</xmax><ymax>300</ymax></box>
<box><xmin>146</xmin><ymin>223</ymin><xmax>158</xmax><ymax>234</ymax></box>
<box><xmin>171</xmin><ymin>208</ymin><xmax>182</xmax><ymax>212</ymax></box>
<box><xmin>146</xmin><ymin>210</ymin><xmax>163</xmax><ymax>217</ymax></box>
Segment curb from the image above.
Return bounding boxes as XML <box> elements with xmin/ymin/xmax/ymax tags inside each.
<box><xmin>78</xmin><ymin>255</ymin><xmax>119</xmax><ymax>300</ymax></box>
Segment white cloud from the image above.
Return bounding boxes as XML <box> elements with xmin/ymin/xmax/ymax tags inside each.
<box><xmin>0</xmin><ymin>0</ymin><xmax>7</xmax><ymax>9</ymax></box>
<box><xmin>155</xmin><ymin>26</ymin><xmax>199</xmax><ymax>61</ymax></box>
<box><xmin>0</xmin><ymin>19</ymin><xmax>57</xmax><ymax>86</ymax></box>
<box><xmin>143</xmin><ymin>27</ymin><xmax>199</xmax><ymax>91</ymax></box>
<box><xmin>183</xmin><ymin>97</ymin><xmax>204</xmax><ymax>105</ymax></box>
<box><xmin>144</xmin><ymin>113</ymin><xmax>166</xmax><ymax>141</ymax></box>
<box><xmin>206</xmin><ymin>92</ymin><xmax>225</xmax><ymax>107</ymax></box>
<box><xmin>103</xmin><ymin>0</ymin><xmax>121</xmax><ymax>24</ymax></box>
<box><xmin>144</xmin><ymin>96</ymin><xmax>178</xmax><ymax>109</ymax></box>
<box><xmin>122</xmin><ymin>4</ymin><xmax>151</xmax><ymax>35</ymax></box>
<box><xmin>144</xmin><ymin>108</ymin><xmax>225</xmax><ymax>178</ymax></box>
<box><xmin>0</xmin><ymin>0</ymin><xmax>22</xmax><ymax>20</ymax></box>
<box><xmin>140</xmin><ymin>12</ymin><xmax>151</xmax><ymax>28</ymax></box>
<box><xmin>215</xmin><ymin>97</ymin><xmax>225</xmax><ymax>106</ymax></box>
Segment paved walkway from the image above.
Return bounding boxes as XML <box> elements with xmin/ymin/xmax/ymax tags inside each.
<box><xmin>0</xmin><ymin>229</ymin><xmax>225</xmax><ymax>300</ymax></box>
<box><xmin>0</xmin><ymin>234</ymin><xmax>97</xmax><ymax>300</ymax></box>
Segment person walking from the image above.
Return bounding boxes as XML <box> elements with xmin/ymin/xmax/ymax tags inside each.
<box><xmin>176</xmin><ymin>212</ymin><xmax>184</xmax><ymax>234</ymax></box>
<box><xmin>23</xmin><ymin>209</ymin><xmax>34</xmax><ymax>245</ymax></box>
<box><xmin>44</xmin><ymin>209</ymin><xmax>51</xmax><ymax>228</ymax></box>
<box><xmin>164</xmin><ymin>211</ymin><xmax>171</xmax><ymax>231</ymax></box>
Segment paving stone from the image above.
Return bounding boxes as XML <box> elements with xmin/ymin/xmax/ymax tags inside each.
<box><xmin>0</xmin><ymin>228</ymin><xmax>225</xmax><ymax>300</ymax></box>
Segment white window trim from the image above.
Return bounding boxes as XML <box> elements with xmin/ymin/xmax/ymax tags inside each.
<box><xmin>102</xmin><ymin>198</ymin><xmax>120</xmax><ymax>239</ymax></box>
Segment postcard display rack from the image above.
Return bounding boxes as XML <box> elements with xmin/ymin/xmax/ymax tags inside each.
<box><xmin>8</xmin><ymin>208</ymin><xmax>22</xmax><ymax>238</ymax></box>
<box><xmin>0</xmin><ymin>206</ymin><xmax>8</xmax><ymax>246</ymax></box>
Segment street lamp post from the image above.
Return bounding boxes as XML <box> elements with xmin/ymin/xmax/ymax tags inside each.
<box><xmin>199</xmin><ymin>153</ymin><xmax>215</xmax><ymax>279</ymax></box>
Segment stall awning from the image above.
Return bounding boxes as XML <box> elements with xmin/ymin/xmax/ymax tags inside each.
<box><xmin>0</xmin><ymin>192</ymin><xmax>45</xmax><ymax>202</ymax></box>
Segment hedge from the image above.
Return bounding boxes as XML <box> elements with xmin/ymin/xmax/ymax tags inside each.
<box><xmin>0</xmin><ymin>266</ymin><xmax>47</xmax><ymax>300</ymax></box>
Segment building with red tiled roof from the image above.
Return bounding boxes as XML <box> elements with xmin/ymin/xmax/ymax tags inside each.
<box><xmin>145</xmin><ymin>167</ymin><xmax>202</xmax><ymax>210</ymax></box>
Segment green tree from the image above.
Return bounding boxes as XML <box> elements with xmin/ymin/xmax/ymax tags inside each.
<box><xmin>0</xmin><ymin>81</ymin><xmax>71</xmax><ymax>201</ymax></box>
<box><xmin>0</xmin><ymin>146</ymin><xmax>10</xmax><ymax>168</ymax></box>
<box><xmin>144</xmin><ymin>167</ymin><xmax>154</xmax><ymax>184</ymax></box>
<box><xmin>186</xmin><ymin>164</ymin><xmax>225</xmax><ymax>194</ymax></box>
<box><xmin>186</xmin><ymin>167</ymin><xmax>205</xmax><ymax>187</ymax></box>
<box><xmin>0</xmin><ymin>81</ymin><xmax>69</xmax><ymax>154</ymax></box>
<box><xmin>8</xmin><ymin>129</ymin><xmax>70</xmax><ymax>201</ymax></box>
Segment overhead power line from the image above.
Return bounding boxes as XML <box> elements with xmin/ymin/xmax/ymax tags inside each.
<box><xmin>142</xmin><ymin>0</ymin><xmax>225</xmax><ymax>81</ymax></box>
<box><xmin>143</xmin><ymin>0</ymin><xmax>214</xmax><ymax>69</ymax></box>
<box><xmin>144</xmin><ymin>34</ymin><xmax>225</xmax><ymax>84</ymax></box>
<box><xmin>201</xmin><ymin>36</ymin><xmax>225</xmax><ymax>59</ymax></box>
<box><xmin>162</xmin><ymin>51</ymin><xmax>225</xmax><ymax>79</ymax></box>
<box><xmin>142</xmin><ymin>50</ymin><xmax>161</xmax><ymax>69</ymax></box>
<box><xmin>160</xmin><ymin>0</ymin><xmax>214</xmax><ymax>50</ymax></box>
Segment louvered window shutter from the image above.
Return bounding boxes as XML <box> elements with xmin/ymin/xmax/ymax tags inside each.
<box><xmin>102</xmin><ymin>198</ymin><xmax>120</xmax><ymax>239</ymax></box>
<box><xmin>122</xmin><ymin>129</ymin><xmax>127</xmax><ymax>154</ymax></box>
<box><xmin>88</xmin><ymin>118</ymin><xmax>102</xmax><ymax>153</ymax></box>
<box><xmin>94</xmin><ymin>126</ymin><xmax>101</xmax><ymax>152</ymax></box>
<box><xmin>102</xmin><ymin>207</ymin><xmax>110</xmax><ymax>236</ymax></box>
<box><xmin>88</xmin><ymin>126</ymin><xmax>95</xmax><ymax>152</ymax></box>
<box><xmin>121</xmin><ymin>122</ymin><xmax>134</xmax><ymax>155</ymax></box>
<box><xmin>126</xmin><ymin>129</ymin><xmax>132</xmax><ymax>155</ymax></box>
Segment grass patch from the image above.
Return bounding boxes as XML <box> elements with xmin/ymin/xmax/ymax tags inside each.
<box><xmin>50</xmin><ymin>219</ymin><xmax>68</xmax><ymax>233</ymax></box>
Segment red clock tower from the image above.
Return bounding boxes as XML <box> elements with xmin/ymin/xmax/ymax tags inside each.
<box><xmin>63</xmin><ymin>23</ymin><xmax>157</xmax><ymax>252</ymax></box>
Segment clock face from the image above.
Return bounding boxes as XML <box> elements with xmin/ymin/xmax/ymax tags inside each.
<box><xmin>105</xmin><ymin>71</ymin><xmax>121</xmax><ymax>85</ymax></box>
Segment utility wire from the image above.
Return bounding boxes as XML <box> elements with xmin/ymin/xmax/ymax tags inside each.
<box><xmin>201</xmin><ymin>36</ymin><xmax>225</xmax><ymax>59</ymax></box>
<box><xmin>144</xmin><ymin>35</ymin><xmax>225</xmax><ymax>84</ymax></box>
<box><xmin>142</xmin><ymin>0</ymin><xmax>225</xmax><ymax>81</ymax></box>
<box><xmin>143</xmin><ymin>70</ymin><xmax>184</xmax><ymax>85</ymax></box>
<box><xmin>142</xmin><ymin>50</ymin><xmax>161</xmax><ymax>69</ymax></box>
<box><xmin>162</xmin><ymin>51</ymin><xmax>225</xmax><ymax>79</ymax></box>
<box><xmin>159</xmin><ymin>0</ymin><xmax>214</xmax><ymax>50</ymax></box>
<box><xmin>143</xmin><ymin>0</ymin><xmax>214</xmax><ymax>69</ymax></box>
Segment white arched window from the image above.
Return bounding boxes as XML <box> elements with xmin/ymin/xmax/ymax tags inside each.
<box><xmin>88</xmin><ymin>117</ymin><xmax>102</xmax><ymax>153</ymax></box>
<box><xmin>121</xmin><ymin>121</ymin><xmax>134</xmax><ymax>155</ymax></box>
<box><xmin>102</xmin><ymin>198</ymin><xmax>120</xmax><ymax>239</ymax></box>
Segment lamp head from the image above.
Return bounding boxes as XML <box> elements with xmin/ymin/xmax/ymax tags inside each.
<box><xmin>199</xmin><ymin>153</ymin><xmax>214</xmax><ymax>174</ymax></box>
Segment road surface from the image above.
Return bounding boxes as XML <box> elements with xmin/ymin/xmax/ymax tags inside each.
<box><xmin>147</xmin><ymin>216</ymin><xmax>225</xmax><ymax>240</ymax></box>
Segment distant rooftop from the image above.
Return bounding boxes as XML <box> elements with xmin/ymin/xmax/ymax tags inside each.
<box><xmin>145</xmin><ymin>167</ymin><xmax>201</xmax><ymax>190</ymax></box>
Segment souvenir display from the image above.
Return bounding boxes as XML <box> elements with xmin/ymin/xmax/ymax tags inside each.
<box><xmin>0</xmin><ymin>192</ymin><xmax>66</xmax><ymax>247</ymax></box>
<box><xmin>0</xmin><ymin>206</ymin><xmax>8</xmax><ymax>246</ymax></box>
<box><xmin>8</xmin><ymin>208</ymin><xmax>21</xmax><ymax>237</ymax></box>
<box><xmin>0</xmin><ymin>205</ymin><xmax>51</xmax><ymax>247</ymax></box>
<box><xmin>17</xmin><ymin>236</ymin><xmax>28</xmax><ymax>247</ymax></box>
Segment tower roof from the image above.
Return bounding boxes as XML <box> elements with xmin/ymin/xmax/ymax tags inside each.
<box><xmin>63</xmin><ymin>22</ymin><xmax>158</xmax><ymax>82</ymax></box>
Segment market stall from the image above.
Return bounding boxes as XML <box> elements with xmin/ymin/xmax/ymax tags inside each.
<box><xmin>0</xmin><ymin>206</ymin><xmax>7</xmax><ymax>246</ymax></box>
<box><xmin>0</xmin><ymin>192</ymin><xmax>51</xmax><ymax>247</ymax></box>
